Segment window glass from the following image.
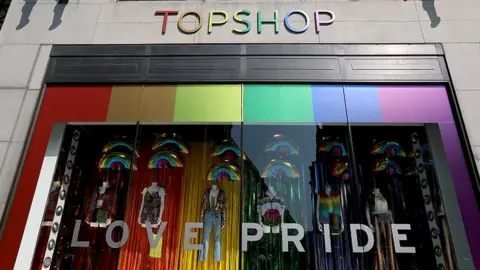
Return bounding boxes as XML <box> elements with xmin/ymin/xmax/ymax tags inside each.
<box><xmin>344</xmin><ymin>85</ymin><xmax>459</xmax><ymax>270</ymax></box>
<box><xmin>30</xmin><ymin>84</ymin><xmax>466</xmax><ymax>270</ymax></box>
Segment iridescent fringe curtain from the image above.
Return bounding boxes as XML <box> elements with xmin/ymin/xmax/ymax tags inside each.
<box><xmin>177</xmin><ymin>142</ymin><xmax>241</xmax><ymax>270</ymax></box>
<box><xmin>118</xmin><ymin>143</ymin><xmax>184</xmax><ymax>270</ymax></box>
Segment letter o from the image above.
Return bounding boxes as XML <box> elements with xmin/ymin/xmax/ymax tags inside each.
<box><xmin>105</xmin><ymin>221</ymin><xmax>129</xmax><ymax>248</ymax></box>
<box><xmin>178</xmin><ymin>11</ymin><xmax>203</xmax><ymax>34</ymax></box>
<box><xmin>284</xmin><ymin>10</ymin><xmax>310</xmax><ymax>33</ymax></box>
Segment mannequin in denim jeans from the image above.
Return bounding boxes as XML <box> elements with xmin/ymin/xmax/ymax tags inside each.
<box><xmin>199</xmin><ymin>183</ymin><xmax>227</xmax><ymax>262</ymax></box>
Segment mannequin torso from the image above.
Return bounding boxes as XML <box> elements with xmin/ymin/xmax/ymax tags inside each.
<box><xmin>200</xmin><ymin>184</ymin><xmax>227</xmax><ymax>228</ymax></box>
<box><xmin>147</xmin><ymin>181</ymin><xmax>161</xmax><ymax>194</ymax></box>
<box><xmin>317</xmin><ymin>185</ymin><xmax>343</xmax><ymax>234</ymax></box>
<box><xmin>366</xmin><ymin>188</ymin><xmax>393</xmax><ymax>228</ymax></box>
<box><xmin>139</xmin><ymin>181</ymin><xmax>165</xmax><ymax>227</ymax></box>
<box><xmin>210</xmin><ymin>184</ymin><xmax>219</xmax><ymax>208</ymax></box>
<box><xmin>86</xmin><ymin>181</ymin><xmax>115</xmax><ymax>228</ymax></box>
<box><xmin>372</xmin><ymin>189</ymin><xmax>390</xmax><ymax>215</ymax></box>
<box><xmin>257</xmin><ymin>186</ymin><xmax>285</xmax><ymax>230</ymax></box>
<box><xmin>96</xmin><ymin>181</ymin><xmax>109</xmax><ymax>207</ymax></box>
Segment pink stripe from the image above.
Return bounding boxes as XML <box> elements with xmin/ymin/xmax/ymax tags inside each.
<box><xmin>379</xmin><ymin>85</ymin><xmax>454</xmax><ymax>123</ymax></box>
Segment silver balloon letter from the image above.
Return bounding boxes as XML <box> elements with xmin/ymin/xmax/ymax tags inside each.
<box><xmin>322</xmin><ymin>224</ymin><xmax>332</xmax><ymax>253</ymax></box>
<box><xmin>184</xmin><ymin>222</ymin><xmax>202</xmax><ymax>251</ymax></box>
<box><xmin>145</xmin><ymin>221</ymin><xmax>168</xmax><ymax>249</ymax></box>
<box><xmin>282</xmin><ymin>223</ymin><xmax>305</xmax><ymax>252</ymax></box>
<box><xmin>71</xmin><ymin>220</ymin><xmax>89</xmax><ymax>247</ymax></box>
<box><xmin>106</xmin><ymin>221</ymin><xmax>129</xmax><ymax>248</ymax></box>
<box><xmin>350</xmin><ymin>224</ymin><xmax>374</xmax><ymax>253</ymax></box>
<box><xmin>242</xmin><ymin>223</ymin><xmax>264</xmax><ymax>251</ymax></box>
<box><xmin>391</xmin><ymin>224</ymin><xmax>416</xmax><ymax>253</ymax></box>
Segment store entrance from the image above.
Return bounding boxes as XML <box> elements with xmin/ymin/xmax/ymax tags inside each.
<box><xmin>30</xmin><ymin>122</ymin><xmax>458</xmax><ymax>270</ymax></box>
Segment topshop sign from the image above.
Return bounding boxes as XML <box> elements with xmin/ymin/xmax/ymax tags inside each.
<box><xmin>154</xmin><ymin>10</ymin><xmax>336</xmax><ymax>34</ymax></box>
<box><xmin>70</xmin><ymin>221</ymin><xmax>415</xmax><ymax>254</ymax></box>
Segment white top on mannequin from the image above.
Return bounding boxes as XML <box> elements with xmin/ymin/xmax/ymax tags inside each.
<box><xmin>371</xmin><ymin>188</ymin><xmax>389</xmax><ymax>215</ymax></box>
<box><xmin>210</xmin><ymin>184</ymin><xmax>219</xmax><ymax>208</ymax></box>
<box><xmin>96</xmin><ymin>181</ymin><xmax>109</xmax><ymax>208</ymax></box>
<box><xmin>257</xmin><ymin>185</ymin><xmax>286</xmax><ymax>227</ymax></box>
<box><xmin>365</xmin><ymin>188</ymin><xmax>393</xmax><ymax>232</ymax></box>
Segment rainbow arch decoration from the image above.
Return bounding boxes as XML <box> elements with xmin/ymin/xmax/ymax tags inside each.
<box><xmin>102</xmin><ymin>139</ymin><xmax>139</xmax><ymax>157</ymax></box>
<box><xmin>264</xmin><ymin>134</ymin><xmax>299</xmax><ymax>156</ymax></box>
<box><xmin>152</xmin><ymin>133</ymin><xmax>189</xmax><ymax>154</ymax></box>
<box><xmin>206</xmin><ymin>161</ymin><xmax>241</xmax><ymax>182</ymax></box>
<box><xmin>148</xmin><ymin>151</ymin><xmax>184</xmax><ymax>169</ymax></box>
<box><xmin>318</xmin><ymin>141</ymin><xmax>348</xmax><ymax>157</ymax></box>
<box><xmin>373</xmin><ymin>159</ymin><xmax>401</xmax><ymax>175</ymax></box>
<box><xmin>261</xmin><ymin>159</ymin><xmax>300</xmax><ymax>179</ymax></box>
<box><xmin>332</xmin><ymin>161</ymin><xmax>349</xmax><ymax>177</ymax></box>
<box><xmin>371</xmin><ymin>141</ymin><xmax>406</xmax><ymax>157</ymax></box>
<box><xmin>98</xmin><ymin>152</ymin><xmax>137</xmax><ymax>170</ymax></box>
<box><xmin>211</xmin><ymin>140</ymin><xmax>247</xmax><ymax>160</ymax></box>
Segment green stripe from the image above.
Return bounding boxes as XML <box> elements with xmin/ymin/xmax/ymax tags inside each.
<box><xmin>243</xmin><ymin>84</ymin><xmax>314</xmax><ymax>123</ymax></box>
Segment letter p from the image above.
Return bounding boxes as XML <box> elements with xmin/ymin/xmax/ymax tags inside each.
<box><xmin>242</xmin><ymin>223</ymin><xmax>264</xmax><ymax>251</ymax></box>
<box><xmin>208</xmin><ymin>11</ymin><xmax>229</xmax><ymax>33</ymax></box>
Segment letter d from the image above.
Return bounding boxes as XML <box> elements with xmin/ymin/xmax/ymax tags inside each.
<box><xmin>350</xmin><ymin>224</ymin><xmax>374</xmax><ymax>253</ymax></box>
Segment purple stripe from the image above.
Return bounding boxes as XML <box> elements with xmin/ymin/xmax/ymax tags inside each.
<box><xmin>344</xmin><ymin>85</ymin><xmax>383</xmax><ymax>123</ymax></box>
<box><xmin>379</xmin><ymin>85</ymin><xmax>454</xmax><ymax>123</ymax></box>
<box><xmin>439</xmin><ymin>123</ymin><xmax>480</xmax><ymax>266</ymax></box>
<box><xmin>311</xmin><ymin>84</ymin><xmax>347</xmax><ymax>123</ymax></box>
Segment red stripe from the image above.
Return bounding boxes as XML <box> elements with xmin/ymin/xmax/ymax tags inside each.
<box><xmin>0</xmin><ymin>86</ymin><xmax>112</xmax><ymax>269</ymax></box>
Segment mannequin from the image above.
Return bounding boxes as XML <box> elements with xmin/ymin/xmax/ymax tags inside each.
<box><xmin>257</xmin><ymin>185</ymin><xmax>286</xmax><ymax>234</ymax></box>
<box><xmin>138</xmin><ymin>180</ymin><xmax>166</xmax><ymax>228</ymax></box>
<box><xmin>85</xmin><ymin>179</ymin><xmax>116</xmax><ymax>228</ymax></box>
<box><xmin>366</xmin><ymin>188</ymin><xmax>397</xmax><ymax>270</ymax></box>
<box><xmin>199</xmin><ymin>182</ymin><xmax>227</xmax><ymax>262</ymax></box>
<box><xmin>317</xmin><ymin>184</ymin><xmax>343</xmax><ymax>234</ymax></box>
<box><xmin>316</xmin><ymin>184</ymin><xmax>349</xmax><ymax>270</ymax></box>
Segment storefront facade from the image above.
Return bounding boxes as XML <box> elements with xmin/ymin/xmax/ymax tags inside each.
<box><xmin>1</xmin><ymin>1</ymin><xmax>480</xmax><ymax>270</ymax></box>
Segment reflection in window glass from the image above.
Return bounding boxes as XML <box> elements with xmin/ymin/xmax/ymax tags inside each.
<box><xmin>242</xmin><ymin>125</ymin><xmax>317</xmax><ymax>270</ymax></box>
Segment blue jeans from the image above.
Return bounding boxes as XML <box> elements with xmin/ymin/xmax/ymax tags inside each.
<box><xmin>199</xmin><ymin>210</ymin><xmax>221</xmax><ymax>261</ymax></box>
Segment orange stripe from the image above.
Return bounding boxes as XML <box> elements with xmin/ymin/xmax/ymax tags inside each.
<box><xmin>107</xmin><ymin>85</ymin><xmax>144</xmax><ymax>122</ymax></box>
<box><xmin>139</xmin><ymin>85</ymin><xmax>176</xmax><ymax>123</ymax></box>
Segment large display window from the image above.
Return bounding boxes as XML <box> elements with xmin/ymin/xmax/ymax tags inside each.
<box><xmin>4</xmin><ymin>84</ymin><xmax>476</xmax><ymax>270</ymax></box>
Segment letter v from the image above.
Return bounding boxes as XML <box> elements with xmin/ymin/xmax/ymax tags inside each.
<box><xmin>145</xmin><ymin>221</ymin><xmax>168</xmax><ymax>249</ymax></box>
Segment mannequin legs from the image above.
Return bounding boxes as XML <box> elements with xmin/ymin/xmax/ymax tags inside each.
<box><xmin>374</xmin><ymin>217</ymin><xmax>398</xmax><ymax>270</ymax></box>
<box><xmin>375</xmin><ymin>217</ymin><xmax>385</xmax><ymax>270</ymax></box>
<box><xmin>200</xmin><ymin>211</ymin><xmax>221</xmax><ymax>262</ymax></box>
<box><xmin>385</xmin><ymin>225</ymin><xmax>396</xmax><ymax>270</ymax></box>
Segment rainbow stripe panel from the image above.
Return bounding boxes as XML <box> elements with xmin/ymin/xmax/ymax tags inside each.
<box><xmin>105</xmin><ymin>84</ymin><xmax>453</xmax><ymax>124</ymax></box>
<box><xmin>244</xmin><ymin>84</ymin><xmax>453</xmax><ymax>123</ymax></box>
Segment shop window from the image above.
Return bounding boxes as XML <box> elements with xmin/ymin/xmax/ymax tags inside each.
<box><xmin>27</xmin><ymin>84</ymin><xmax>468</xmax><ymax>270</ymax></box>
